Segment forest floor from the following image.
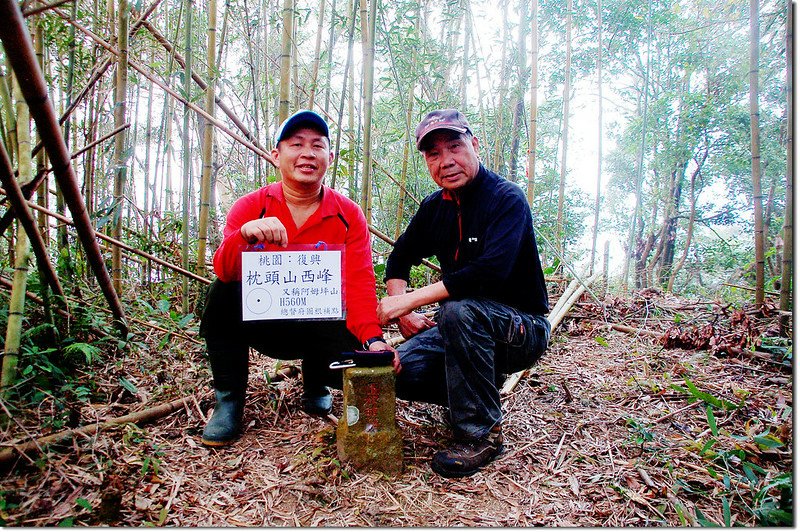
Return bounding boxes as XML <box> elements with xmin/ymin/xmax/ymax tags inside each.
<box><xmin>0</xmin><ymin>288</ymin><xmax>793</xmax><ymax>526</ymax></box>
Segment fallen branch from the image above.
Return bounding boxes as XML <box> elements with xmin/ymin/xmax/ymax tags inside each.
<box><xmin>584</xmin><ymin>319</ymin><xmax>662</xmax><ymax>339</ymax></box>
<box><xmin>721</xmin><ymin>282</ymin><xmax>780</xmax><ymax>297</ymax></box>
<box><xmin>0</xmin><ymin>394</ymin><xmax>196</xmax><ymax>466</ymax></box>
<box><xmin>0</xmin><ymin>363</ymin><xmax>301</xmax><ymax>466</ymax></box>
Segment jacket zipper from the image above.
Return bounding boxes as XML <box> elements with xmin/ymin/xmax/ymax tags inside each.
<box><xmin>454</xmin><ymin>196</ymin><xmax>462</xmax><ymax>262</ymax></box>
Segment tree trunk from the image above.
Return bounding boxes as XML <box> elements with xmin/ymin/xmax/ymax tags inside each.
<box><xmin>589</xmin><ymin>0</ymin><xmax>602</xmax><ymax>275</ymax></box>
<box><xmin>359</xmin><ymin>0</ymin><xmax>378</xmax><ymax>222</ymax></box>
<box><xmin>667</xmin><ymin>160</ymin><xmax>702</xmax><ymax>292</ymax></box>
<box><xmin>112</xmin><ymin>0</ymin><xmax>129</xmax><ymax>295</ymax></box>
<box><xmin>198</xmin><ymin>0</ymin><xmax>217</xmax><ymax>277</ymax></box>
<box><xmin>749</xmin><ymin>0</ymin><xmax>765</xmax><ymax>306</ymax></box>
<box><xmin>779</xmin><ymin>0</ymin><xmax>793</xmax><ymax>335</ymax></box>
<box><xmin>181</xmin><ymin>0</ymin><xmax>193</xmax><ymax>313</ymax></box>
<box><xmin>555</xmin><ymin>0</ymin><xmax>572</xmax><ymax>262</ymax></box>
<box><xmin>525</xmin><ymin>0</ymin><xmax>538</xmax><ymax>207</ymax></box>
<box><xmin>622</xmin><ymin>0</ymin><xmax>652</xmax><ymax>292</ymax></box>
<box><xmin>278</xmin><ymin>0</ymin><xmax>293</xmax><ymax>125</ymax></box>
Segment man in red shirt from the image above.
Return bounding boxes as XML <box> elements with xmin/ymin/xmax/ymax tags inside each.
<box><xmin>199</xmin><ymin>110</ymin><xmax>396</xmax><ymax>447</ymax></box>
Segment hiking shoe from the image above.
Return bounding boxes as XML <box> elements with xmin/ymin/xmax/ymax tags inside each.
<box><xmin>302</xmin><ymin>387</ymin><xmax>333</xmax><ymax>416</ymax></box>
<box><xmin>431</xmin><ymin>426</ymin><xmax>504</xmax><ymax>478</ymax></box>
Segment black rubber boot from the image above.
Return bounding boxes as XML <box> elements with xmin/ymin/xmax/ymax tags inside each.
<box><xmin>199</xmin><ymin>280</ymin><xmax>250</xmax><ymax>446</ymax></box>
<box><xmin>202</xmin><ymin>388</ymin><xmax>246</xmax><ymax>446</ymax></box>
<box><xmin>201</xmin><ymin>344</ymin><xmax>249</xmax><ymax>447</ymax></box>
<box><xmin>301</xmin><ymin>358</ymin><xmax>333</xmax><ymax>416</ymax></box>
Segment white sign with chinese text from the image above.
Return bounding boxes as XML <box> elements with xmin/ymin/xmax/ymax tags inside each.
<box><xmin>241</xmin><ymin>249</ymin><xmax>343</xmax><ymax>321</ymax></box>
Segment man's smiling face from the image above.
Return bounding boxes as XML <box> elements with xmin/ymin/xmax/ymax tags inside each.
<box><xmin>272</xmin><ymin>128</ymin><xmax>333</xmax><ymax>188</ymax></box>
<box><xmin>420</xmin><ymin>130</ymin><xmax>481</xmax><ymax>192</ymax></box>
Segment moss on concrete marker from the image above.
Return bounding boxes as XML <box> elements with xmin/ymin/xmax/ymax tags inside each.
<box><xmin>336</xmin><ymin>366</ymin><xmax>403</xmax><ymax>475</ymax></box>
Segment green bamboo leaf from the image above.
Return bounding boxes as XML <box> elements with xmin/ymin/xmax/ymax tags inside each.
<box><xmin>706</xmin><ymin>405</ymin><xmax>718</xmax><ymax>437</ymax></box>
<box><xmin>76</xmin><ymin>498</ymin><xmax>92</xmax><ymax>511</ymax></box>
<box><xmin>753</xmin><ymin>435</ymin><xmax>783</xmax><ymax>449</ymax></box>
<box><xmin>119</xmin><ymin>377</ymin><xmax>138</xmax><ymax>394</ymax></box>
<box><xmin>158</xmin><ymin>506</ymin><xmax>168</xmax><ymax>526</ymax></box>
<box><xmin>742</xmin><ymin>462</ymin><xmax>758</xmax><ymax>484</ymax></box>
<box><xmin>176</xmin><ymin>313</ymin><xmax>194</xmax><ymax>328</ymax></box>
<box><xmin>722</xmin><ymin>497</ymin><xmax>731</xmax><ymax>527</ymax></box>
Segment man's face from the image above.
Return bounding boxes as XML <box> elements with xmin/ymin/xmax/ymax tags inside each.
<box><xmin>271</xmin><ymin>127</ymin><xmax>333</xmax><ymax>188</ymax></box>
<box><xmin>420</xmin><ymin>130</ymin><xmax>481</xmax><ymax>192</ymax></box>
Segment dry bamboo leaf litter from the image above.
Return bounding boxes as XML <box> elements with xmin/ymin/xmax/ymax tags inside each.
<box><xmin>0</xmin><ymin>290</ymin><xmax>792</xmax><ymax>526</ymax></box>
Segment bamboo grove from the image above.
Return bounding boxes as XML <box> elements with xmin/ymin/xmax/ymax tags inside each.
<box><xmin>0</xmin><ymin>0</ymin><xmax>793</xmax><ymax>392</ymax></box>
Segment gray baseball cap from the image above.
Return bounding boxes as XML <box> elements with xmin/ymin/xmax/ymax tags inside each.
<box><xmin>414</xmin><ymin>109</ymin><xmax>472</xmax><ymax>149</ymax></box>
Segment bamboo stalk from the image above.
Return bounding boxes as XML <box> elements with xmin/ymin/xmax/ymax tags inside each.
<box><xmin>197</xmin><ymin>0</ymin><xmax>216</xmax><ymax>278</ymax></box>
<box><xmin>779</xmin><ymin>1</ymin><xmax>793</xmax><ymax>336</ymax></box>
<box><xmin>0</xmin><ymin>275</ymin><xmax>101</xmax><ymax>337</ymax></box>
<box><xmin>278</xmin><ymin>0</ymin><xmax>293</xmax><ymax>124</ymax></box>
<box><xmin>721</xmin><ymin>282</ymin><xmax>780</xmax><ymax>297</ymax></box>
<box><xmin>307</xmin><ymin>0</ymin><xmax>326</xmax><ymax>108</ymax></box>
<box><xmin>180</xmin><ymin>0</ymin><xmax>193</xmax><ymax>314</ymax></box>
<box><xmin>111</xmin><ymin>0</ymin><xmax>129</xmax><ymax>295</ymax></box>
<box><xmin>26</xmin><ymin>0</ymin><xmax>161</xmax><ymax>162</ymax></box>
<box><xmin>359</xmin><ymin>0</ymin><xmax>377</xmax><ymax>220</ymax></box>
<box><xmin>0</xmin><ymin>274</ymin><xmax>202</xmax><ymax>344</ymax></box>
<box><xmin>0</xmin><ymin>145</ymin><xmax>65</xmax><ymax>299</ymax></box>
<box><xmin>0</xmin><ymin>187</ymin><xmax>212</xmax><ymax>284</ymax></box>
<box><xmin>1</xmin><ymin>76</ymin><xmax>37</xmax><ymax>396</ymax></box>
<box><xmin>329</xmin><ymin>0</ymin><xmax>358</xmax><ymax>191</ymax></box>
<box><xmin>22</xmin><ymin>0</ymin><xmax>74</xmax><ymax>17</ymax></box>
<box><xmin>549</xmin><ymin>274</ymin><xmax>599</xmax><ymax>331</ymax></box>
<box><xmin>548</xmin><ymin>278</ymin><xmax>579</xmax><ymax>320</ymax></box>
<box><xmin>48</xmin><ymin>7</ymin><xmax>277</xmax><ymax>167</ymax></box>
<box><xmin>136</xmin><ymin>19</ymin><xmax>261</xmax><ymax>148</ymax></box>
<box><xmin>0</xmin><ymin>124</ymin><xmax>129</xmax><ymax>238</ymax></box>
<box><xmin>0</xmin><ymin>0</ymin><xmax>128</xmax><ymax>335</ymax></box>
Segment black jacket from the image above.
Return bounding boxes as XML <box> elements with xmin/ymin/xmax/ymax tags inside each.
<box><xmin>385</xmin><ymin>165</ymin><xmax>549</xmax><ymax>315</ymax></box>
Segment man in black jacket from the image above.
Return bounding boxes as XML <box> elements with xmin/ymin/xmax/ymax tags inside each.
<box><xmin>377</xmin><ymin>109</ymin><xmax>551</xmax><ymax>478</ymax></box>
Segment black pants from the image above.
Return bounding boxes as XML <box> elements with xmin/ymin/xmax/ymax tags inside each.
<box><xmin>199</xmin><ymin>279</ymin><xmax>360</xmax><ymax>391</ymax></box>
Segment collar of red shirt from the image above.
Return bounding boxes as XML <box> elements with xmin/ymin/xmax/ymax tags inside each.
<box><xmin>264</xmin><ymin>181</ymin><xmax>341</xmax><ymax>220</ymax></box>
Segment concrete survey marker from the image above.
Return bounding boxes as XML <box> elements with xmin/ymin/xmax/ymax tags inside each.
<box><xmin>336</xmin><ymin>366</ymin><xmax>403</xmax><ymax>475</ymax></box>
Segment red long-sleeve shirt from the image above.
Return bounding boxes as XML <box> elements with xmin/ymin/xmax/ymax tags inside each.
<box><xmin>213</xmin><ymin>182</ymin><xmax>383</xmax><ymax>343</ymax></box>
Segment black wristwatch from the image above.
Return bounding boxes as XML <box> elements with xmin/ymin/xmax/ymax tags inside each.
<box><xmin>363</xmin><ymin>336</ymin><xmax>386</xmax><ymax>349</ymax></box>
